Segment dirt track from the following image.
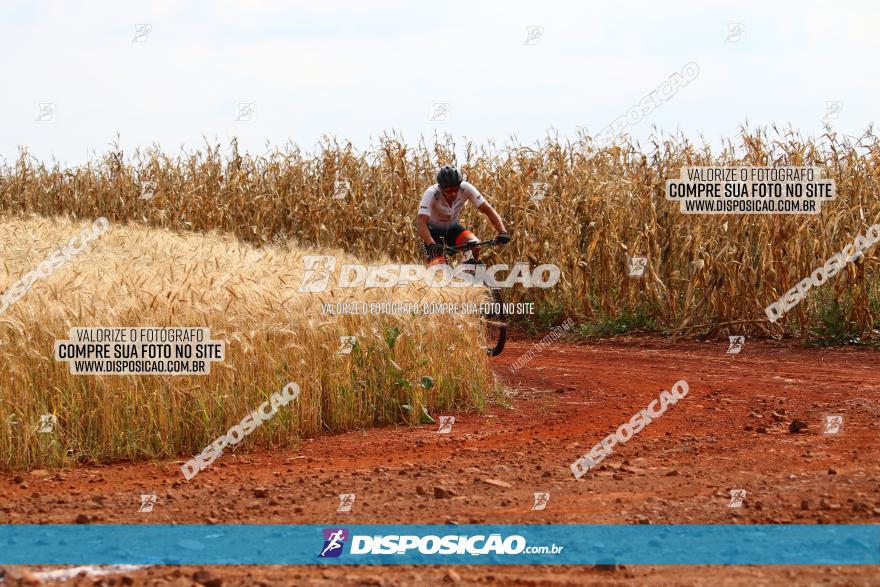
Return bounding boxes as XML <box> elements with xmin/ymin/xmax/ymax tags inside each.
<box><xmin>2</xmin><ymin>335</ymin><xmax>879</xmax><ymax>585</ymax></box>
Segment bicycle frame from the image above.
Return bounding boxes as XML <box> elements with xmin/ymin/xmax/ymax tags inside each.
<box><xmin>440</xmin><ymin>238</ymin><xmax>499</xmax><ymax>257</ymax></box>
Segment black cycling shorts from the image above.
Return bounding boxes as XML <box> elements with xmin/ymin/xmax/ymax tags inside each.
<box><xmin>428</xmin><ymin>223</ymin><xmax>477</xmax><ymax>248</ymax></box>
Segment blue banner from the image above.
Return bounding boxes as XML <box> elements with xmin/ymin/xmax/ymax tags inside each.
<box><xmin>0</xmin><ymin>524</ymin><xmax>877</xmax><ymax>565</ymax></box>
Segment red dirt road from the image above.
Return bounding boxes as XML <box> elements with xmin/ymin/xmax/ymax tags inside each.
<box><xmin>2</xmin><ymin>336</ymin><xmax>879</xmax><ymax>585</ymax></box>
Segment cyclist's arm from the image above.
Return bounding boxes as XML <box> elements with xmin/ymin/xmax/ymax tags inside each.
<box><xmin>415</xmin><ymin>214</ymin><xmax>434</xmax><ymax>245</ymax></box>
<box><xmin>416</xmin><ymin>189</ymin><xmax>437</xmax><ymax>245</ymax></box>
<box><xmin>477</xmin><ymin>202</ymin><xmax>507</xmax><ymax>234</ymax></box>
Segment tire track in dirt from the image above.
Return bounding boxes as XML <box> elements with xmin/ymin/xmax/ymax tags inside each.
<box><xmin>1</xmin><ymin>336</ymin><xmax>878</xmax><ymax>585</ymax></box>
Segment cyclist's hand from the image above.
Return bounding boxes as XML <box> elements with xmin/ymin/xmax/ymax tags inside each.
<box><xmin>425</xmin><ymin>242</ymin><xmax>445</xmax><ymax>259</ymax></box>
<box><xmin>496</xmin><ymin>232</ymin><xmax>511</xmax><ymax>245</ymax></box>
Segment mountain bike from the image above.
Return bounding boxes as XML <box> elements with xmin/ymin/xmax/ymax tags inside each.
<box><xmin>435</xmin><ymin>238</ymin><xmax>507</xmax><ymax>356</ymax></box>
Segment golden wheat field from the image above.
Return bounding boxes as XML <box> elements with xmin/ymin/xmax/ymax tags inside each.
<box><xmin>0</xmin><ymin>214</ymin><xmax>495</xmax><ymax>470</ymax></box>
<box><xmin>2</xmin><ymin>128</ymin><xmax>879</xmax><ymax>339</ymax></box>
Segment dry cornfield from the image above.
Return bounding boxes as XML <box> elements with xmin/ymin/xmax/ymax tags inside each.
<box><xmin>2</xmin><ymin>127</ymin><xmax>880</xmax><ymax>339</ymax></box>
<box><xmin>0</xmin><ymin>215</ymin><xmax>495</xmax><ymax>470</ymax></box>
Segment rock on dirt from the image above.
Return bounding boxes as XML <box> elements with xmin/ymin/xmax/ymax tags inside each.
<box><xmin>193</xmin><ymin>569</ymin><xmax>223</xmax><ymax>587</ymax></box>
<box><xmin>444</xmin><ymin>569</ymin><xmax>462</xmax><ymax>583</ymax></box>
<box><xmin>480</xmin><ymin>478</ymin><xmax>512</xmax><ymax>488</ymax></box>
<box><xmin>434</xmin><ymin>486</ymin><xmax>456</xmax><ymax>499</ymax></box>
<box><xmin>789</xmin><ymin>419</ymin><xmax>808</xmax><ymax>433</ymax></box>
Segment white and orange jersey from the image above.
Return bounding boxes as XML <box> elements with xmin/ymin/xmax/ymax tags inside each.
<box><xmin>417</xmin><ymin>181</ymin><xmax>487</xmax><ymax>229</ymax></box>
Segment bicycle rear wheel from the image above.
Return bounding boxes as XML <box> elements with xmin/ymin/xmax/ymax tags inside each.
<box><xmin>480</xmin><ymin>288</ymin><xmax>507</xmax><ymax>356</ymax></box>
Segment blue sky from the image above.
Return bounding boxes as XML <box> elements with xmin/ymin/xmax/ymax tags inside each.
<box><xmin>1</xmin><ymin>0</ymin><xmax>877</xmax><ymax>164</ymax></box>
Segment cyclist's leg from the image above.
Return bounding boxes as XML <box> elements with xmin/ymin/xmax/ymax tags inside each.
<box><xmin>447</xmin><ymin>224</ymin><xmax>481</xmax><ymax>263</ymax></box>
<box><xmin>425</xmin><ymin>223</ymin><xmax>449</xmax><ymax>264</ymax></box>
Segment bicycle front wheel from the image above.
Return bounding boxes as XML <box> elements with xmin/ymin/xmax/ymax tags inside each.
<box><xmin>480</xmin><ymin>288</ymin><xmax>507</xmax><ymax>356</ymax></box>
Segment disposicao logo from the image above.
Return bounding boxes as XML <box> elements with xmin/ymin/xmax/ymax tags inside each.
<box><xmin>319</xmin><ymin>528</ymin><xmax>349</xmax><ymax>558</ymax></box>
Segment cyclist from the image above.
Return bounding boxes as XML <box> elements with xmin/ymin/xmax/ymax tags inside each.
<box><xmin>416</xmin><ymin>165</ymin><xmax>510</xmax><ymax>264</ymax></box>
